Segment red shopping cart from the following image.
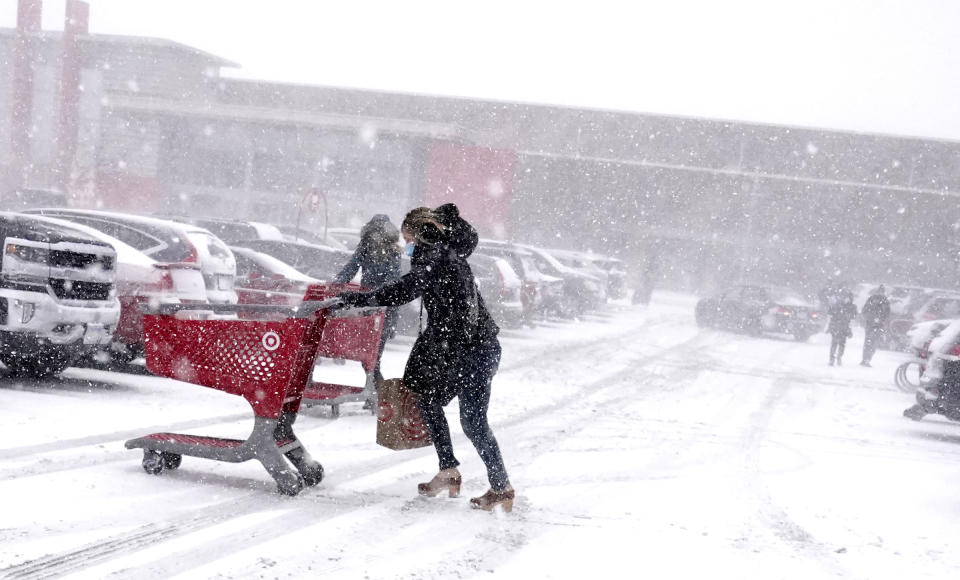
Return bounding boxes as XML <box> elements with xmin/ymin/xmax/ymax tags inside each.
<box><xmin>124</xmin><ymin>283</ymin><xmax>385</xmax><ymax>495</ymax></box>
<box><xmin>300</xmin><ymin>284</ymin><xmax>387</xmax><ymax>417</ymax></box>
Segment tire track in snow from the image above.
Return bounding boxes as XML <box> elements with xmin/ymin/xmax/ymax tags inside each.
<box><xmin>735</xmin><ymin>375</ymin><xmax>852</xmax><ymax>576</ymax></box>
<box><xmin>278</xmin><ymin>332</ymin><xmax>733</xmax><ymax>579</ymax></box>
<box><xmin>0</xmin><ymin>413</ymin><xmax>250</xmax><ymax>462</ymax></box>
<box><xmin>99</xmin><ymin>329</ymin><xmax>714</xmax><ymax>580</ymax></box>
<box><xmin>0</xmin><ymin>314</ymin><xmax>701</xmax><ymax>580</ymax></box>
<box><xmin>0</xmin><ymin>308</ymin><xmax>685</xmax><ymax>484</ymax></box>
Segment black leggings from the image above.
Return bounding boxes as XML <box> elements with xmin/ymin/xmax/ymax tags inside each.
<box><xmin>415</xmin><ymin>341</ymin><xmax>510</xmax><ymax>490</ymax></box>
<box><xmin>830</xmin><ymin>332</ymin><xmax>848</xmax><ymax>361</ymax></box>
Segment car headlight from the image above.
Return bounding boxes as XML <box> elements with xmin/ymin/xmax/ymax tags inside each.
<box><xmin>6</xmin><ymin>243</ymin><xmax>49</xmax><ymax>263</ymax></box>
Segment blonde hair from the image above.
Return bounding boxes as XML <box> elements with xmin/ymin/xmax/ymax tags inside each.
<box><xmin>401</xmin><ymin>207</ymin><xmax>446</xmax><ymax>244</ymax></box>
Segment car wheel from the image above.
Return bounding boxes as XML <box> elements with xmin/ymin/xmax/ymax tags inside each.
<box><xmin>1</xmin><ymin>350</ymin><xmax>74</xmax><ymax>379</ymax></box>
<box><xmin>742</xmin><ymin>318</ymin><xmax>763</xmax><ymax>336</ymax></box>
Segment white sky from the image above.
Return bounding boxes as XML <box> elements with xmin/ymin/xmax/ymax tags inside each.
<box><xmin>3</xmin><ymin>0</ymin><xmax>960</xmax><ymax>141</ymax></box>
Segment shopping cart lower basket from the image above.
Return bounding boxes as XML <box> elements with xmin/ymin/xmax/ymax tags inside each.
<box><xmin>124</xmin><ymin>287</ymin><xmax>385</xmax><ymax>495</ymax></box>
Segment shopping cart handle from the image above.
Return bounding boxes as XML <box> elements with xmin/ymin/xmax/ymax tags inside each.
<box><xmin>296</xmin><ymin>299</ymin><xmax>382</xmax><ymax>319</ymax></box>
<box><xmin>142</xmin><ymin>303</ymin><xmax>299</xmax><ymax>316</ymax></box>
<box><xmin>142</xmin><ymin>299</ymin><xmax>381</xmax><ymax>319</ymax></box>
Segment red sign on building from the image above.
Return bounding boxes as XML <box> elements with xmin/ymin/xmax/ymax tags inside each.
<box><xmin>423</xmin><ymin>143</ymin><xmax>516</xmax><ymax>240</ymax></box>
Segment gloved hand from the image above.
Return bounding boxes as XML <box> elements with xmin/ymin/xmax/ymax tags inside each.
<box><xmin>337</xmin><ymin>291</ymin><xmax>366</xmax><ymax>308</ymax></box>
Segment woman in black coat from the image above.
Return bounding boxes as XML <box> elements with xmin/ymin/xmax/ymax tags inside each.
<box><xmin>338</xmin><ymin>205</ymin><xmax>514</xmax><ymax>511</ymax></box>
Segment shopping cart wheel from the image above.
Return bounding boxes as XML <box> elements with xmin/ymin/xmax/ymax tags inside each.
<box><xmin>142</xmin><ymin>450</ymin><xmax>165</xmax><ymax>475</ymax></box>
<box><xmin>286</xmin><ymin>447</ymin><xmax>324</xmax><ymax>487</ymax></box>
<box><xmin>301</xmin><ymin>465</ymin><xmax>324</xmax><ymax>487</ymax></box>
<box><xmin>161</xmin><ymin>452</ymin><xmax>182</xmax><ymax>470</ymax></box>
<box><xmin>276</xmin><ymin>473</ymin><xmax>305</xmax><ymax>496</ymax></box>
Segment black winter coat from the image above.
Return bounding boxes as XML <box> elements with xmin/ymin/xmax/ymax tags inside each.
<box><xmin>861</xmin><ymin>294</ymin><xmax>891</xmax><ymax>328</ymax></box>
<box><xmin>828</xmin><ymin>302</ymin><xmax>858</xmax><ymax>336</ymax></box>
<box><xmin>340</xmin><ymin>215</ymin><xmax>499</xmax><ymax>405</ymax></box>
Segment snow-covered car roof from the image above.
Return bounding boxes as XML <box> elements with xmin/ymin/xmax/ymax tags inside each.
<box><xmin>0</xmin><ymin>211</ymin><xmax>110</xmax><ymax>247</ymax></box>
<box><xmin>230</xmin><ymin>246</ymin><xmax>317</xmax><ymax>283</ymax></box>
<box><xmin>928</xmin><ymin>319</ymin><xmax>960</xmax><ymax>354</ymax></box>
<box><xmin>28</xmin><ymin>215</ymin><xmax>155</xmax><ymax>268</ymax></box>
<box><xmin>907</xmin><ymin>318</ymin><xmax>956</xmax><ymax>351</ymax></box>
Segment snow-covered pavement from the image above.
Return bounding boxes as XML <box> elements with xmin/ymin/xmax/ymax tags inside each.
<box><xmin>1</xmin><ymin>292</ymin><xmax>958</xmax><ymax>579</ymax></box>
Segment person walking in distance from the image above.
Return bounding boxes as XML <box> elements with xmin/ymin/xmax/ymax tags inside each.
<box><xmin>860</xmin><ymin>285</ymin><xmax>891</xmax><ymax>367</ymax></box>
<box><xmin>337</xmin><ymin>205</ymin><xmax>514</xmax><ymax>511</ymax></box>
<box><xmin>827</xmin><ymin>290</ymin><xmax>858</xmax><ymax>366</ymax></box>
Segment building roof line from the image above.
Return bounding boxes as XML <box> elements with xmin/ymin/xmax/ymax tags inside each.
<box><xmin>218</xmin><ymin>77</ymin><xmax>960</xmax><ymax>146</ymax></box>
<box><xmin>519</xmin><ymin>149</ymin><xmax>960</xmax><ymax>198</ymax></box>
<box><xmin>0</xmin><ymin>27</ymin><xmax>239</xmax><ymax>67</ymax></box>
<box><xmin>104</xmin><ymin>94</ymin><xmax>466</xmax><ymax>140</ymax></box>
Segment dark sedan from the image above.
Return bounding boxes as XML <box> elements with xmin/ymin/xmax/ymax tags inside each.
<box><xmin>695</xmin><ymin>285</ymin><xmax>824</xmax><ymax>341</ymax></box>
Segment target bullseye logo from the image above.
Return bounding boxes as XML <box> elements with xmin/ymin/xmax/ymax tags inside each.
<box><xmin>261</xmin><ymin>331</ymin><xmax>281</xmax><ymax>351</ymax></box>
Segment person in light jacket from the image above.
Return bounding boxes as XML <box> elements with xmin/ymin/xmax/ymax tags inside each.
<box><xmin>334</xmin><ymin>214</ymin><xmax>402</xmax><ymax>383</ymax></box>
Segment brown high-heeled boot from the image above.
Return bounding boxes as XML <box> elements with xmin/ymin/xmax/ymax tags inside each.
<box><xmin>417</xmin><ymin>469</ymin><xmax>462</xmax><ymax>498</ymax></box>
<box><xmin>470</xmin><ymin>486</ymin><xmax>515</xmax><ymax>512</ymax></box>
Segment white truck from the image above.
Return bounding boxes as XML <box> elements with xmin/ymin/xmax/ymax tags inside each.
<box><xmin>0</xmin><ymin>212</ymin><xmax>121</xmax><ymax>378</ymax></box>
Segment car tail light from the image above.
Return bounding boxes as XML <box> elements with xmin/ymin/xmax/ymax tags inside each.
<box><xmin>950</xmin><ymin>345</ymin><xmax>960</xmax><ymax>357</ymax></box>
<box><xmin>182</xmin><ymin>241</ymin><xmax>200</xmax><ymax>264</ymax></box>
<box><xmin>496</xmin><ymin>269</ymin><xmax>508</xmax><ymax>298</ymax></box>
<box><xmin>158</xmin><ymin>270</ymin><xmax>174</xmax><ymax>292</ymax></box>
<box><xmin>774</xmin><ymin>306</ymin><xmax>792</xmax><ymax>316</ymax></box>
<box><xmin>147</xmin><ymin>265</ymin><xmax>176</xmax><ymax>293</ymax></box>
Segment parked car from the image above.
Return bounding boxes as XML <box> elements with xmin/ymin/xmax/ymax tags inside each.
<box><xmin>886</xmin><ymin>291</ymin><xmax>960</xmax><ymax>351</ymax></box>
<box><xmin>230</xmin><ymin>239</ymin><xmax>353</xmax><ymax>281</ymax></box>
<box><xmin>163</xmin><ymin>216</ymin><xmax>284</xmax><ymax>244</ymax></box>
<box><xmin>30</xmin><ymin>215</ymin><xmax>202</xmax><ymax>365</ymax></box>
<box><xmin>475</xmin><ymin>241</ymin><xmax>564</xmax><ymax>324</ymax></box>
<box><xmin>546</xmin><ymin>249</ymin><xmax>615</xmax><ymax>306</ymax></box>
<box><xmin>468</xmin><ymin>253</ymin><xmax>524</xmax><ymax>329</ymax></box>
<box><xmin>585</xmin><ymin>254</ymin><xmax>628</xmax><ymax>299</ymax></box>
<box><xmin>913</xmin><ymin>293</ymin><xmax>960</xmax><ymax>322</ymax></box>
<box><xmin>903</xmin><ymin>319</ymin><xmax>960</xmax><ymax>421</ymax></box>
<box><xmin>24</xmin><ymin>209</ymin><xmax>237</xmax><ymax>304</ymax></box>
<box><xmin>516</xmin><ymin>243</ymin><xmax>606</xmax><ymax>315</ymax></box>
<box><xmin>695</xmin><ymin>284</ymin><xmax>824</xmax><ymax>341</ymax></box>
<box><xmin>0</xmin><ymin>212</ymin><xmax>121</xmax><ymax>377</ymax></box>
<box><xmin>231</xmin><ymin>246</ymin><xmax>318</xmax><ymax>306</ymax></box>
<box><xmin>275</xmin><ymin>224</ymin><xmax>351</xmax><ymax>251</ymax></box>
<box><xmin>325</xmin><ymin>227</ymin><xmax>363</xmax><ymax>251</ymax></box>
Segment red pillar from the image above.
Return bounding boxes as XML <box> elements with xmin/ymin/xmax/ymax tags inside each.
<box><xmin>57</xmin><ymin>0</ymin><xmax>89</xmax><ymax>191</ymax></box>
<box><xmin>10</xmin><ymin>0</ymin><xmax>42</xmax><ymax>191</ymax></box>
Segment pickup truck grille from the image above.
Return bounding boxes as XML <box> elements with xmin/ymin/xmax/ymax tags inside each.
<box><xmin>49</xmin><ymin>249</ymin><xmax>114</xmax><ymax>271</ymax></box>
<box><xmin>49</xmin><ymin>278</ymin><xmax>112</xmax><ymax>301</ymax></box>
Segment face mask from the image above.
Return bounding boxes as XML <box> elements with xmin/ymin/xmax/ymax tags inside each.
<box><xmin>404</xmin><ymin>242</ymin><xmax>415</xmax><ymax>257</ymax></box>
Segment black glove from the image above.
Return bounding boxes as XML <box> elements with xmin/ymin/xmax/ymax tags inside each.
<box><xmin>337</xmin><ymin>291</ymin><xmax>367</xmax><ymax>307</ymax></box>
